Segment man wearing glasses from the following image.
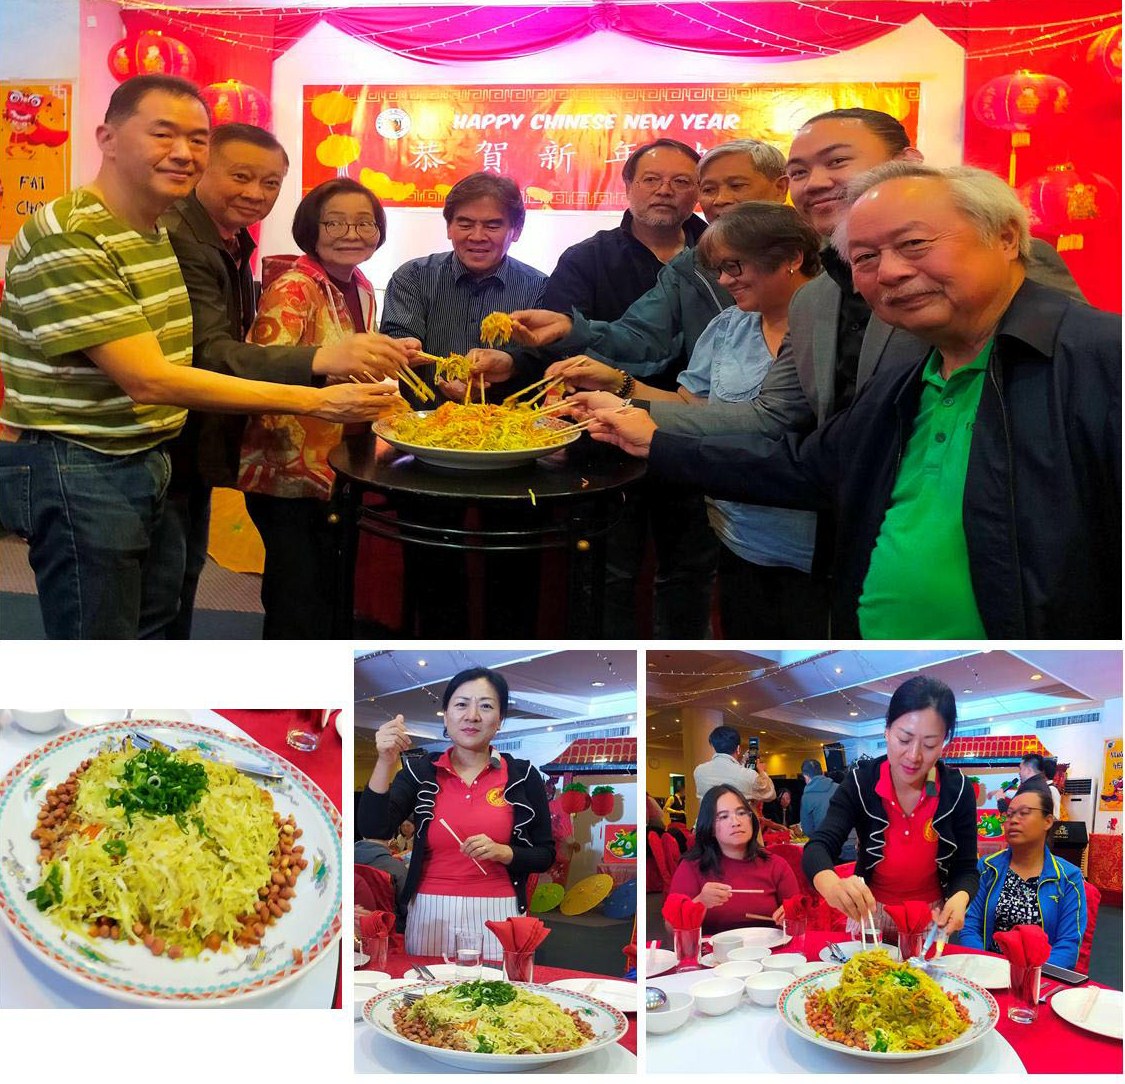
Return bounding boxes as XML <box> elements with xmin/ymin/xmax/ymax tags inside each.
<box><xmin>161</xmin><ymin>122</ymin><xmax>401</xmax><ymax>636</ymax></box>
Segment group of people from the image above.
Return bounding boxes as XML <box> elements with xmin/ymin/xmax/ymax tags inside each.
<box><xmin>662</xmin><ymin>677</ymin><xmax>1089</xmax><ymax>969</ymax></box>
<box><xmin>2</xmin><ymin>73</ymin><xmax>1119</xmax><ymax>639</ymax></box>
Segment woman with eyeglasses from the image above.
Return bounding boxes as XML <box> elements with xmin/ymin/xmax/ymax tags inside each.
<box><xmin>237</xmin><ymin>178</ymin><xmax>409</xmax><ymax>637</ymax></box>
<box><xmin>959</xmin><ymin>777</ymin><xmax>1088</xmax><ymax>968</ymax></box>
<box><xmin>554</xmin><ymin>202</ymin><xmax>828</xmax><ymax>636</ymax></box>
<box><xmin>667</xmin><ymin>784</ymin><xmax>798</xmax><ymax>935</ymax></box>
<box><xmin>802</xmin><ymin>676</ymin><xmax>981</xmax><ymax>939</ymax></box>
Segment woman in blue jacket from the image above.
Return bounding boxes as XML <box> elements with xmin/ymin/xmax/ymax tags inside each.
<box><xmin>960</xmin><ymin>777</ymin><xmax>1088</xmax><ymax>969</ymax></box>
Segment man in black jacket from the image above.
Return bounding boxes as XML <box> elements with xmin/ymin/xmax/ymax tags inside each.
<box><xmin>591</xmin><ymin>163</ymin><xmax>1120</xmax><ymax>637</ymax></box>
<box><xmin>158</xmin><ymin>123</ymin><xmax>406</xmax><ymax>636</ymax></box>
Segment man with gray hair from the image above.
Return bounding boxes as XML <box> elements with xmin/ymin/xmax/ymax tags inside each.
<box><xmin>591</xmin><ymin>162</ymin><xmax>1120</xmax><ymax>637</ymax></box>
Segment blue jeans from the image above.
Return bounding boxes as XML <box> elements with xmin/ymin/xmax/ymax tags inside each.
<box><xmin>0</xmin><ymin>431</ymin><xmax>181</xmax><ymax>638</ymax></box>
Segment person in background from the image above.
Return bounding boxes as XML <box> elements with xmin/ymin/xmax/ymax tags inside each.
<box><xmin>357</xmin><ymin>667</ymin><xmax>554</xmax><ymax>957</ymax></box>
<box><xmin>763</xmin><ymin>788</ymin><xmax>799</xmax><ymax>830</ymax></box>
<box><xmin>391</xmin><ymin>819</ymin><xmax>415</xmax><ymax>856</ymax></box>
<box><xmin>798</xmin><ymin>758</ymin><xmax>857</xmax><ymax>861</ymax></box>
<box><xmin>802</xmin><ymin>676</ymin><xmax>979</xmax><ymax>937</ymax></box>
<box><xmin>693</xmin><ymin>724</ymin><xmax>776</xmax><ymax>805</ymax></box>
<box><xmin>354</xmin><ymin>834</ymin><xmax>409</xmax><ymax>925</ymax></box>
<box><xmin>160</xmin><ymin>123</ymin><xmax>405</xmax><ymax>637</ymax></box>
<box><xmin>990</xmin><ymin>754</ymin><xmax>1062</xmax><ymax>818</ymax></box>
<box><xmin>0</xmin><ymin>74</ymin><xmax>394</xmax><ymax>639</ymax></box>
<box><xmin>668</xmin><ymin>784</ymin><xmax>798</xmax><ymax>935</ymax></box>
<box><xmin>664</xmin><ymin>780</ymin><xmax>688</xmax><ymax>826</ymax></box>
<box><xmin>960</xmin><ymin>777</ymin><xmax>1087</xmax><ymax>968</ymax></box>
<box><xmin>237</xmin><ymin>178</ymin><xmax>410</xmax><ymax>638</ymax></box>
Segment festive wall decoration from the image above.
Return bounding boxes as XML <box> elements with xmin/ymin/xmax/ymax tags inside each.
<box><xmin>1019</xmin><ymin>162</ymin><xmax>1118</xmax><ymax>250</ymax></box>
<box><xmin>1</xmin><ymin>83</ymin><xmax>71</xmax><ymax>245</ymax></box>
<box><xmin>590</xmin><ymin>786</ymin><xmax>616</xmax><ymax>817</ymax></box>
<box><xmin>1086</xmin><ymin>24</ymin><xmax>1122</xmax><ymax>84</ymax></box>
<box><xmin>1100</xmin><ymin>738</ymin><xmax>1122</xmax><ymax>813</ymax></box>
<box><xmin>133</xmin><ymin>31</ymin><xmax>196</xmax><ymax>80</ymax></box>
<box><xmin>560</xmin><ymin>782</ymin><xmax>591</xmax><ymax>814</ymax></box>
<box><xmin>200</xmin><ymin>79</ymin><xmax>271</xmax><ymax>129</ymax></box>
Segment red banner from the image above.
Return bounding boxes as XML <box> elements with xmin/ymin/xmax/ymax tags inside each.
<box><xmin>301</xmin><ymin>83</ymin><xmax>919</xmax><ymax>210</ymax></box>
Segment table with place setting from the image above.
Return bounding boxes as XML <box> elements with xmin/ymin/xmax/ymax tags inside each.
<box><xmin>354</xmin><ymin>944</ymin><xmax>638</xmax><ymax>1074</ymax></box>
<box><xmin>645</xmin><ymin>926</ymin><xmax>1123</xmax><ymax>1074</ymax></box>
<box><xmin>0</xmin><ymin>707</ymin><xmax>343</xmax><ymax>1009</ymax></box>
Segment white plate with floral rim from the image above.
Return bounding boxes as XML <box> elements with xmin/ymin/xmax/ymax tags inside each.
<box><xmin>362</xmin><ymin>980</ymin><xmax>628</xmax><ymax>1071</ymax></box>
<box><xmin>777</xmin><ymin>964</ymin><xmax>999</xmax><ymax>1061</ymax></box>
<box><xmin>0</xmin><ymin>721</ymin><xmax>342</xmax><ymax>1005</ymax></box>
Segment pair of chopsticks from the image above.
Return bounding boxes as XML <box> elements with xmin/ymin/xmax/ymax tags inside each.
<box><xmin>502</xmin><ymin>373</ymin><xmax>565</xmax><ymax>407</ymax></box>
<box><xmin>349</xmin><ymin>365</ymin><xmax>434</xmax><ymax>403</ymax></box>
<box><xmin>438</xmin><ymin>816</ymin><xmax>488</xmax><ymax>875</ymax></box>
<box><xmin>553</xmin><ymin>403</ymin><xmax>634</xmax><ymax>439</ymax></box>
<box><xmin>859</xmin><ymin>909</ymin><xmax>881</xmax><ymax>950</ymax></box>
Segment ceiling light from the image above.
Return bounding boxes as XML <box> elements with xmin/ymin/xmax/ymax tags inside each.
<box><xmin>547</xmin><ymin>726</ymin><xmax>553</xmax><ymax>731</ymax></box>
<box><xmin>417</xmin><ymin>659</ymin><xmax>427</xmax><ymax>667</ymax></box>
<box><xmin>1030</xmin><ymin>673</ymin><xmax>1043</xmax><ymax>681</ymax></box>
<box><xmin>591</xmin><ymin>680</ymin><xmax>606</xmax><ymax>687</ymax></box>
<box><xmin>849</xmin><ymin>711</ymin><xmax>859</xmax><ymax>717</ymax></box>
<box><xmin>436</xmin><ymin>711</ymin><xmax>443</xmax><ymax>717</ymax></box>
<box><xmin>675</xmin><ymin>717</ymin><xmax>680</xmax><ymax>723</ymax></box>
<box><xmin>963</xmin><ymin>689</ymin><xmax>972</xmax><ymax>694</ymax></box>
<box><xmin>834</xmin><ymin>667</ymin><xmax>843</xmax><ymax>674</ymax></box>
<box><xmin>650</xmin><ymin>725</ymin><xmax>655</xmax><ymax>729</ymax></box>
<box><xmin>988</xmin><ymin>717</ymin><xmax>994</xmax><ymax>722</ymax></box>
<box><xmin>759</xmin><ymin>730</ymin><xmax>766</xmax><ymax>735</ymax></box>
<box><xmin>627</xmin><ymin>713</ymin><xmax>635</xmax><ymax>720</ymax></box>
<box><xmin>731</xmin><ymin>699</ymin><xmax>738</xmax><ymax>706</ymax></box>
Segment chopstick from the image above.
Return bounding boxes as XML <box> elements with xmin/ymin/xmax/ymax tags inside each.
<box><xmin>396</xmin><ymin>362</ymin><xmax>435</xmax><ymax>402</ymax></box>
<box><xmin>742</xmin><ymin>912</ymin><xmax>776</xmax><ymax>921</ymax></box>
<box><xmin>533</xmin><ymin>399</ymin><xmax>574</xmax><ymax>417</ymax></box>
<box><xmin>438</xmin><ymin>817</ymin><xmax>488</xmax><ymax>875</ymax></box>
<box><xmin>1077</xmin><ymin>986</ymin><xmax>1101</xmax><ymax>1023</ymax></box>
<box><xmin>728</xmin><ymin>889</ymin><xmax>766</xmax><ymax>894</ymax></box>
<box><xmin>552</xmin><ymin>418</ymin><xmax>595</xmax><ymax>437</ymax></box>
<box><xmin>521</xmin><ymin>376</ymin><xmax>564</xmax><ymax>408</ymax></box>
<box><xmin>503</xmin><ymin>373</ymin><xmax>560</xmax><ymax>404</ymax></box>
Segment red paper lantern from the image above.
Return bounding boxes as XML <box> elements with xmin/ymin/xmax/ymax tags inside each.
<box><xmin>200</xmin><ymin>79</ymin><xmax>271</xmax><ymax>130</ymax></box>
<box><xmin>1019</xmin><ymin>163</ymin><xmax>1119</xmax><ymax>251</ymax></box>
<box><xmin>1087</xmin><ymin>25</ymin><xmax>1122</xmax><ymax>85</ymax></box>
<box><xmin>132</xmin><ymin>31</ymin><xmax>196</xmax><ymax>81</ymax></box>
<box><xmin>107</xmin><ymin>38</ymin><xmax>135</xmax><ymax>83</ymax></box>
<box><xmin>971</xmin><ymin>70</ymin><xmax>1072</xmax><ymax>186</ymax></box>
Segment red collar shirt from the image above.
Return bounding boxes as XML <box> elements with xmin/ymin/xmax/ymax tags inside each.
<box><xmin>869</xmin><ymin>760</ymin><xmax>943</xmax><ymax>905</ymax></box>
<box><xmin>417</xmin><ymin>749</ymin><xmax>516</xmax><ymax>898</ymax></box>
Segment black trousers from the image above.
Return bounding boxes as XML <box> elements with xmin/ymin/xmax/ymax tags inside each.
<box><xmin>716</xmin><ymin>543</ymin><xmax>830</xmax><ymax>638</ymax></box>
<box><xmin>245</xmin><ymin>492</ymin><xmax>337</xmax><ymax>639</ymax></box>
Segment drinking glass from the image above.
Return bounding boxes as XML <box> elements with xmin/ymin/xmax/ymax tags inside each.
<box><xmin>1008</xmin><ymin>964</ymin><xmax>1041</xmax><ymax>1023</ymax></box>
<box><xmin>286</xmin><ymin>708</ymin><xmax>327</xmax><ymax>752</ymax></box>
<box><xmin>784</xmin><ymin>915</ymin><xmax>808</xmax><ymax>956</ymax></box>
<box><xmin>673</xmin><ymin>926</ymin><xmax>702</xmax><ymax>971</ymax></box>
<box><xmin>897</xmin><ymin>929</ymin><xmax>924</xmax><ymax>963</ymax></box>
<box><xmin>502</xmin><ymin>949</ymin><xmax>534</xmax><ymax>983</ymax></box>
<box><xmin>361</xmin><ymin>933</ymin><xmax>389</xmax><ymax>970</ymax></box>
<box><xmin>443</xmin><ymin>927</ymin><xmax>484</xmax><ymax>981</ymax></box>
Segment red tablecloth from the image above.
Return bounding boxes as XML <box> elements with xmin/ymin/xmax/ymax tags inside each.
<box><xmin>362</xmin><ymin>951</ymin><xmax>637</xmax><ymax>1054</ymax></box>
<box><xmin>214</xmin><ymin>709</ymin><xmax>343</xmax><ymax>1008</ymax></box>
<box><xmin>797</xmin><ymin>930</ymin><xmax>1122</xmax><ymax>1074</ymax></box>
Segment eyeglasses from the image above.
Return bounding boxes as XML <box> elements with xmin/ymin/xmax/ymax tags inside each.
<box><xmin>1006</xmin><ymin>805</ymin><xmax>1046</xmax><ymax>821</ymax></box>
<box><xmin>715</xmin><ymin>259</ymin><xmax>745</xmax><ymax>278</ymax></box>
<box><xmin>634</xmin><ymin>174</ymin><xmax>697</xmax><ymax>193</ymax></box>
<box><xmin>320</xmin><ymin>220</ymin><xmax>380</xmax><ymax>240</ymax></box>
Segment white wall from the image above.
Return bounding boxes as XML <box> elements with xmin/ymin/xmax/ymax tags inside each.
<box><xmin>267</xmin><ymin>14</ymin><xmax>965</xmax><ymax>292</ymax></box>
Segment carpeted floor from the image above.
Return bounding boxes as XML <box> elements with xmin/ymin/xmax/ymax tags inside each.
<box><xmin>1</xmin><ymin>533</ymin><xmax>263</xmax><ymax>639</ymax></box>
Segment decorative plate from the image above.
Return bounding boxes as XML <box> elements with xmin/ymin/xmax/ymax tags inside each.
<box><xmin>0</xmin><ymin>721</ymin><xmax>342</xmax><ymax>1005</ymax></box>
<box><xmin>362</xmin><ymin>980</ymin><xmax>628</xmax><ymax>1071</ymax></box>
<box><xmin>373</xmin><ymin>412</ymin><xmax>579</xmax><ymax>471</ymax></box>
<box><xmin>777</xmin><ymin>965</ymin><xmax>999</xmax><ymax>1061</ymax></box>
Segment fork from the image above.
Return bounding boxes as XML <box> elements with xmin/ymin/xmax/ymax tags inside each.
<box><xmin>128</xmin><ymin>730</ymin><xmax>285</xmax><ymax>780</ymax></box>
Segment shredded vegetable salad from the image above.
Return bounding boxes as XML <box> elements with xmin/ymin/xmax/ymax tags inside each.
<box><xmin>480</xmin><ymin>311</ymin><xmax>514</xmax><ymax>347</ymax></box>
<box><xmin>394</xmin><ymin>981</ymin><xmax>595</xmax><ymax>1054</ymax></box>
<box><xmin>433</xmin><ymin>352</ymin><xmax>473</xmax><ymax>385</ymax></box>
<box><xmin>383</xmin><ymin>401</ymin><xmax>569</xmax><ymax>451</ymax></box>
<box><xmin>805</xmin><ymin>950</ymin><xmax>971</xmax><ymax>1052</ymax></box>
<box><xmin>27</xmin><ymin>743</ymin><xmax>307</xmax><ymax>958</ymax></box>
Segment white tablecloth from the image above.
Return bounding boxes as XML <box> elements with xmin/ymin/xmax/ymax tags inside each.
<box><xmin>0</xmin><ymin>708</ymin><xmax>339</xmax><ymax>1009</ymax></box>
<box><xmin>645</xmin><ymin>968</ymin><xmax>1026</xmax><ymax>1074</ymax></box>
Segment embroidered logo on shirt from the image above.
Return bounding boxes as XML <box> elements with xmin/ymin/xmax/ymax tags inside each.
<box><xmin>923</xmin><ymin>818</ymin><xmax>938</xmax><ymax>843</ymax></box>
<box><xmin>486</xmin><ymin>786</ymin><xmax>509</xmax><ymax>808</ymax></box>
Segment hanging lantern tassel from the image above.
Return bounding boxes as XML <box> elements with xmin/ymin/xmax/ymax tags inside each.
<box><xmin>1009</xmin><ymin>132</ymin><xmax>1030</xmax><ymax>187</ymax></box>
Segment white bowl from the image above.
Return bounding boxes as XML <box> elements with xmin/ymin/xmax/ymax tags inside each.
<box><xmin>744</xmin><ymin>971</ymin><xmax>793</xmax><ymax>1006</ymax></box>
<box><xmin>645</xmin><ymin>991</ymin><xmax>694</xmax><ymax>1034</ymax></box>
<box><xmin>715</xmin><ymin>960</ymin><xmax>764</xmax><ymax>980</ymax></box>
<box><xmin>689</xmin><ymin>975</ymin><xmax>744</xmax><ymax>1016</ymax></box>
<box><xmin>762</xmin><ymin>952</ymin><xmax>807</xmax><ymax>971</ymax></box>
<box><xmin>791</xmin><ymin>961</ymin><xmax>834</xmax><ymax>979</ymax></box>
<box><xmin>64</xmin><ymin>709</ymin><xmax>129</xmax><ymax>727</ymax></box>
<box><xmin>710</xmin><ymin>931</ymin><xmax>745</xmax><ymax>962</ymax></box>
<box><xmin>727</xmin><ymin>945</ymin><xmax>771</xmax><ymax>963</ymax></box>
<box><xmin>8</xmin><ymin>709</ymin><xmax>66</xmax><ymax>733</ymax></box>
<box><xmin>354</xmin><ymin>978</ymin><xmax>387</xmax><ymax>1019</ymax></box>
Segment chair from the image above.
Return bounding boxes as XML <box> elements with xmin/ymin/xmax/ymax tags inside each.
<box><xmin>355</xmin><ymin>863</ymin><xmax>397</xmax><ymax>914</ymax></box>
<box><xmin>770</xmin><ymin>842</ymin><xmax>812</xmax><ymax>894</ymax></box>
<box><xmin>647</xmin><ymin>830</ymin><xmax>673</xmax><ymax>893</ymax></box>
<box><xmin>660</xmin><ymin>832</ymin><xmax>683</xmax><ymax>878</ymax></box>
<box><xmin>1076</xmin><ymin>881</ymin><xmax>1102</xmax><ymax>975</ymax></box>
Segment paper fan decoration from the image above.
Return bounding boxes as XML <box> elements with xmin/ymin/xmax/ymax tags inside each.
<box><xmin>560</xmin><ymin>873</ymin><xmax>614</xmax><ymax>915</ymax></box>
<box><xmin>530</xmin><ymin>882</ymin><xmax>566</xmax><ymax>914</ymax></box>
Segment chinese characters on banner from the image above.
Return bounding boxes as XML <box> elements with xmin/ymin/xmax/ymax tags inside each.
<box><xmin>1100</xmin><ymin>738</ymin><xmax>1122</xmax><ymax>813</ymax></box>
<box><xmin>301</xmin><ymin>83</ymin><xmax>920</xmax><ymax>208</ymax></box>
<box><xmin>1</xmin><ymin>83</ymin><xmax>71</xmax><ymax>244</ymax></box>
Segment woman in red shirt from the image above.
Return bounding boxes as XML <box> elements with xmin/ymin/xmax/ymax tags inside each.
<box><xmin>668</xmin><ymin>784</ymin><xmax>798</xmax><ymax>935</ymax></box>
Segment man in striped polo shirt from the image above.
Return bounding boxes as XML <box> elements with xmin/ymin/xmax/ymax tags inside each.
<box><xmin>0</xmin><ymin>75</ymin><xmax>402</xmax><ymax>639</ymax></box>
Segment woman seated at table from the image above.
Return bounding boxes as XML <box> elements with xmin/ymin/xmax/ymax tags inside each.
<box><xmin>959</xmin><ymin>777</ymin><xmax>1088</xmax><ymax>968</ymax></box>
<box><xmin>668</xmin><ymin>784</ymin><xmax>798</xmax><ymax>936</ymax></box>
<box><xmin>802</xmin><ymin>676</ymin><xmax>980</xmax><ymax>938</ymax></box>
<box><xmin>357</xmin><ymin>667</ymin><xmax>554</xmax><ymax>957</ymax></box>
<box><xmin>237</xmin><ymin>178</ymin><xmax>411</xmax><ymax>638</ymax></box>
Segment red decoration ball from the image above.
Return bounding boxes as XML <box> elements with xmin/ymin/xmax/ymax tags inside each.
<box><xmin>200</xmin><ymin>79</ymin><xmax>272</xmax><ymax>130</ymax></box>
<box><xmin>971</xmin><ymin>70</ymin><xmax>1072</xmax><ymax>132</ymax></box>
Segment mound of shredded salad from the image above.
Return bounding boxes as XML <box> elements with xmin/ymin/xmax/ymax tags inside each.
<box><xmin>384</xmin><ymin>401</ymin><xmax>569</xmax><ymax>451</ymax></box>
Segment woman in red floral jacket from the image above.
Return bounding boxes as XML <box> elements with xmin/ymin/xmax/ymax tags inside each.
<box><xmin>239</xmin><ymin>179</ymin><xmax>410</xmax><ymax>637</ymax></box>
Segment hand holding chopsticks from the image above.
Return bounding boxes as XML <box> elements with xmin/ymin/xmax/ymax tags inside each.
<box><xmin>438</xmin><ymin>817</ymin><xmax>488</xmax><ymax>875</ymax></box>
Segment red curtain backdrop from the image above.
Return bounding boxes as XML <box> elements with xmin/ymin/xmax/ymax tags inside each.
<box><xmin>120</xmin><ymin>2</ymin><xmax>1122</xmax><ymax>309</ymax></box>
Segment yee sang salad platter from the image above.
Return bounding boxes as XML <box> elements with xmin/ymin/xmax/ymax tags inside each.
<box><xmin>0</xmin><ymin>721</ymin><xmax>342</xmax><ymax>1004</ymax></box>
<box><xmin>779</xmin><ymin>950</ymin><xmax>999</xmax><ymax>1061</ymax></box>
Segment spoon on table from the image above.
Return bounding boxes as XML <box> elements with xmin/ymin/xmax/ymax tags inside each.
<box><xmin>646</xmin><ymin>987</ymin><xmax>669</xmax><ymax>1012</ymax></box>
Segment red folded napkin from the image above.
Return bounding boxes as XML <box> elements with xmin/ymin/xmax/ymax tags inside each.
<box><xmin>662</xmin><ymin>892</ymin><xmax>707</xmax><ymax>930</ymax></box>
<box><xmin>359</xmin><ymin>910</ymin><xmax>396</xmax><ymax>938</ymax></box>
<box><xmin>763</xmin><ymin>830</ymin><xmax>792</xmax><ymax>847</ymax></box>
<box><xmin>884</xmin><ymin>900</ymin><xmax>932</xmax><ymax>938</ymax></box>
<box><xmin>782</xmin><ymin>894</ymin><xmax>815</xmax><ymax>922</ymax></box>
<box><xmin>485</xmin><ymin>916</ymin><xmax>550</xmax><ymax>953</ymax></box>
<box><xmin>994</xmin><ymin>924</ymin><xmax>1051</xmax><ymax>969</ymax></box>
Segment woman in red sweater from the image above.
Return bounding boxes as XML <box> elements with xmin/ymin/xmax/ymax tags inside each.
<box><xmin>668</xmin><ymin>784</ymin><xmax>798</xmax><ymax>935</ymax></box>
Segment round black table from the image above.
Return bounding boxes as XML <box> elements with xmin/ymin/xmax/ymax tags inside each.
<box><xmin>327</xmin><ymin>433</ymin><xmax>646</xmax><ymax>636</ymax></box>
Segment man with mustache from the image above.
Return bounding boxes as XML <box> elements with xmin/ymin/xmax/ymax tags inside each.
<box><xmin>159</xmin><ymin>123</ymin><xmax>414</xmax><ymax>637</ymax></box>
<box><xmin>590</xmin><ymin>163</ymin><xmax>1120</xmax><ymax>637</ymax></box>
